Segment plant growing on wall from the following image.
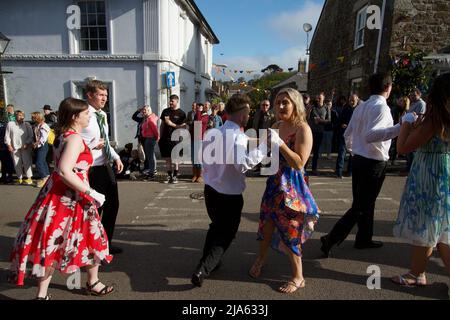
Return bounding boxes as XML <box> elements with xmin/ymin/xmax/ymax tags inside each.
<box><xmin>390</xmin><ymin>49</ymin><xmax>432</xmax><ymax>98</ymax></box>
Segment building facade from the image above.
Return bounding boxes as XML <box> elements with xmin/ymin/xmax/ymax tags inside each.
<box><xmin>0</xmin><ymin>0</ymin><xmax>219</xmax><ymax>147</ymax></box>
<box><xmin>308</xmin><ymin>0</ymin><xmax>450</xmax><ymax>99</ymax></box>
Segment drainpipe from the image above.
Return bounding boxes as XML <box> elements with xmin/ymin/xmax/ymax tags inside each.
<box><xmin>374</xmin><ymin>0</ymin><xmax>387</xmax><ymax>74</ymax></box>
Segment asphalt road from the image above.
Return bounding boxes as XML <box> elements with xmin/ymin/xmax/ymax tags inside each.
<box><xmin>0</xmin><ymin>161</ymin><xmax>449</xmax><ymax>301</ymax></box>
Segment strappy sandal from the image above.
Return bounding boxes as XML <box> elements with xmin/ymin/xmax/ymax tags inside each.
<box><xmin>278</xmin><ymin>279</ymin><xmax>306</xmax><ymax>294</ymax></box>
<box><xmin>248</xmin><ymin>258</ymin><xmax>265</xmax><ymax>279</ymax></box>
<box><xmin>391</xmin><ymin>272</ymin><xmax>427</xmax><ymax>287</ymax></box>
<box><xmin>85</xmin><ymin>280</ymin><xmax>115</xmax><ymax>296</ymax></box>
<box><xmin>34</xmin><ymin>294</ymin><xmax>52</xmax><ymax>300</ymax></box>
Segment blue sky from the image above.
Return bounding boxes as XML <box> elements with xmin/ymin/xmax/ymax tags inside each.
<box><xmin>195</xmin><ymin>0</ymin><xmax>325</xmax><ymax>80</ymax></box>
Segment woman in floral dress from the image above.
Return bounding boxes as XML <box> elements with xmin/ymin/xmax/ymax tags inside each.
<box><xmin>9</xmin><ymin>97</ymin><xmax>114</xmax><ymax>299</ymax></box>
<box><xmin>392</xmin><ymin>73</ymin><xmax>450</xmax><ymax>297</ymax></box>
<box><xmin>249</xmin><ymin>88</ymin><xmax>320</xmax><ymax>293</ymax></box>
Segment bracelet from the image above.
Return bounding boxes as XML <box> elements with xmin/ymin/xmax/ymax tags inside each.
<box><xmin>85</xmin><ymin>188</ymin><xmax>91</xmax><ymax>196</ymax></box>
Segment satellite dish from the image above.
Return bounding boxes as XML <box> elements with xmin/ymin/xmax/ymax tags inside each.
<box><xmin>303</xmin><ymin>23</ymin><xmax>312</xmax><ymax>33</ymax></box>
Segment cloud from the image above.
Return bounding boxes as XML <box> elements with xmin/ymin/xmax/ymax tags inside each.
<box><xmin>268</xmin><ymin>0</ymin><xmax>323</xmax><ymax>45</ymax></box>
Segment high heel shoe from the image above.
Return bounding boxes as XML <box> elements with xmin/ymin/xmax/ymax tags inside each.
<box><xmin>34</xmin><ymin>294</ymin><xmax>52</xmax><ymax>300</ymax></box>
<box><xmin>85</xmin><ymin>280</ymin><xmax>114</xmax><ymax>296</ymax></box>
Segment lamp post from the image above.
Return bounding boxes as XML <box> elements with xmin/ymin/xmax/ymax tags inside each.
<box><xmin>0</xmin><ymin>32</ymin><xmax>11</xmax><ymax>109</ymax></box>
<box><xmin>303</xmin><ymin>23</ymin><xmax>312</xmax><ymax>55</ymax></box>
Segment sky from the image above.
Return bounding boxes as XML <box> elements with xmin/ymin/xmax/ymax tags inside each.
<box><xmin>195</xmin><ymin>0</ymin><xmax>325</xmax><ymax>81</ymax></box>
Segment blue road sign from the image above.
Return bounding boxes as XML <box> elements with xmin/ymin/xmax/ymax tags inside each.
<box><xmin>166</xmin><ymin>72</ymin><xmax>176</xmax><ymax>88</ymax></box>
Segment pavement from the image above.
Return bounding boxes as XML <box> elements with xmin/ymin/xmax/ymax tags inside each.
<box><xmin>0</xmin><ymin>155</ymin><xmax>449</xmax><ymax>301</ymax></box>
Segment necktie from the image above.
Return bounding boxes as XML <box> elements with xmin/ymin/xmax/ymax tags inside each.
<box><xmin>95</xmin><ymin>111</ymin><xmax>112</xmax><ymax>161</ymax></box>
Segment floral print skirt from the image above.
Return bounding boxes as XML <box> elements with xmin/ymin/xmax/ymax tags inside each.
<box><xmin>9</xmin><ymin>173</ymin><xmax>112</xmax><ymax>286</ymax></box>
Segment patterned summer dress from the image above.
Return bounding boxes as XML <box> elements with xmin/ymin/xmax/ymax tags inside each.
<box><xmin>393</xmin><ymin>136</ymin><xmax>450</xmax><ymax>246</ymax></box>
<box><xmin>258</xmin><ymin>132</ymin><xmax>320</xmax><ymax>256</ymax></box>
<box><xmin>9</xmin><ymin>131</ymin><xmax>112</xmax><ymax>285</ymax></box>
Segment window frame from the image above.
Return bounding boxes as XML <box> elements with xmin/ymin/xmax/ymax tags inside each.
<box><xmin>351</xmin><ymin>78</ymin><xmax>363</xmax><ymax>95</ymax></box>
<box><xmin>77</xmin><ymin>0</ymin><xmax>109</xmax><ymax>53</ymax></box>
<box><xmin>354</xmin><ymin>6</ymin><xmax>367</xmax><ymax>50</ymax></box>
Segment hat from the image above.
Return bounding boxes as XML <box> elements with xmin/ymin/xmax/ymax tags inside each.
<box><xmin>43</xmin><ymin>105</ymin><xmax>52</xmax><ymax>111</ymax></box>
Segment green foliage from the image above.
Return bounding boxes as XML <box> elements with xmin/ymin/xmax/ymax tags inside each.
<box><xmin>247</xmin><ymin>72</ymin><xmax>294</xmax><ymax>109</ymax></box>
<box><xmin>390</xmin><ymin>49</ymin><xmax>432</xmax><ymax>98</ymax></box>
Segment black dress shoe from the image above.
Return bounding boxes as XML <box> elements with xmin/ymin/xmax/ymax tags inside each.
<box><xmin>110</xmin><ymin>246</ymin><xmax>123</xmax><ymax>254</ymax></box>
<box><xmin>320</xmin><ymin>235</ymin><xmax>332</xmax><ymax>258</ymax></box>
<box><xmin>191</xmin><ymin>271</ymin><xmax>204</xmax><ymax>287</ymax></box>
<box><xmin>354</xmin><ymin>241</ymin><xmax>383</xmax><ymax>249</ymax></box>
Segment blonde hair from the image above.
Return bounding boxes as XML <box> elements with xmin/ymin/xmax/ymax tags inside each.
<box><xmin>31</xmin><ymin>111</ymin><xmax>45</xmax><ymax>123</ymax></box>
<box><xmin>275</xmin><ymin>88</ymin><xmax>306</xmax><ymax>126</ymax></box>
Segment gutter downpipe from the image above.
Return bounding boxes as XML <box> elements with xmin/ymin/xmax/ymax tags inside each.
<box><xmin>374</xmin><ymin>0</ymin><xmax>387</xmax><ymax>74</ymax></box>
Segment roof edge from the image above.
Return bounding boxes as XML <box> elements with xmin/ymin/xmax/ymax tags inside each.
<box><xmin>184</xmin><ymin>0</ymin><xmax>220</xmax><ymax>44</ymax></box>
<box><xmin>310</xmin><ymin>0</ymin><xmax>328</xmax><ymax>49</ymax></box>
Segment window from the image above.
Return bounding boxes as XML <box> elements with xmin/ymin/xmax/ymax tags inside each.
<box><xmin>351</xmin><ymin>78</ymin><xmax>363</xmax><ymax>95</ymax></box>
<box><xmin>354</xmin><ymin>6</ymin><xmax>367</xmax><ymax>50</ymax></box>
<box><xmin>78</xmin><ymin>1</ymin><xmax>108</xmax><ymax>52</ymax></box>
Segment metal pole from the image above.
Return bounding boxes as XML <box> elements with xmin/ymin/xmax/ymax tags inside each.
<box><xmin>0</xmin><ymin>54</ymin><xmax>4</xmax><ymax>104</ymax></box>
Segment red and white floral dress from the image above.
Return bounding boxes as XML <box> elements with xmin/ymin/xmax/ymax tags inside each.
<box><xmin>9</xmin><ymin>131</ymin><xmax>112</xmax><ymax>286</ymax></box>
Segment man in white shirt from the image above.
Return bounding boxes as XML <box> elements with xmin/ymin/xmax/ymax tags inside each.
<box><xmin>320</xmin><ymin>73</ymin><xmax>414</xmax><ymax>257</ymax></box>
<box><xmin>191</xmin><ymin>93</ymin><xmax>270</xmax><ymax>287</ymax></box>
<box><xmin>81</xmin><ymin>80</ymin><xmax>124</xmax><ymax>254</ymax></box>
<box><xmin>4</xmin><ymin>110</ymin><xmax>34</xmax><ymax>185</ymax></box>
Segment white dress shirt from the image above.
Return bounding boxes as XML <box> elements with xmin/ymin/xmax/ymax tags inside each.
<box><xmin>203</xmin><ymin>120</ymin><xmax>266</xmax><ymax>195</ymax></box>
<box><xmin>344</xmin><ymin>95</ymin><xmax>400</xmax><ymax>161</ymax></box>
<box><xmin>81</xmin><ymin>105</ymin><xmax>120</xmax><ymax>166</ymax></box>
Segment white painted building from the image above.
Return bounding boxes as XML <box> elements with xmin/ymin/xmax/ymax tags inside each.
<box><xmin>0</xmin><ymin>0</ymin><xmax>219</xmax><ymax>147</ymax></box>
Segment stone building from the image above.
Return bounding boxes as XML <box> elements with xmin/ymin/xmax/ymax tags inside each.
<box><xmin>308</xmin><ymin>0</ymin><xmax>450</xmax><ymax>100</ymax></box>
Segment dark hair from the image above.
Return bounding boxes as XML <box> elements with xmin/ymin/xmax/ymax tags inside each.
<box><xmin>369</xmin><ymin>73</ymin><xmax>393</xmax><ymax>95</ymax></box>
<box><xmin>302</xmin><ymin>93</ymin><xmax>310</xmax><ymax>100</ymax></box>
<box><xmin>85</xmin><ymin>80</ymin><xmax>108</xmax><ymax>95</ymax></box>
<box><xmin>54</xmin><ymin>98</ymin><xmax>89</xmax><ymax>137</ymax></box>
<box><xmin>427</xmin><ymin>73</ymin><xmax>450</xmax><ymax>141</ymax></box>
<box><xmin>169</xmin><ymin>94</ymin><xmax>179</xmax><ymax>101</ymax></box>
<box><xmin>225</xmin><ymin>93</ymin><xmax>251</xmax><ymax>115</ymax></box>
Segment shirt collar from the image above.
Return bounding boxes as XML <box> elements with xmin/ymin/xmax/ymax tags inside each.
<box><xmin>224</xmin><ymin>120</ymin><xmax>241</xmax><ymax>130</ymax></box>
<box><xmin>88</xmin><ymin>104</ymin><xmax>103</xmax><ymax>114</ymax></box>
<box><xmin>371</xmin><ymin>95</ymin><xmax>387</xmax><ymax>104</ymax></box>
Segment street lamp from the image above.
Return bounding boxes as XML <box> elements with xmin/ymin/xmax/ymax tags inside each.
<box><xmin>0</xmin><ymin>32</ymin><xmax>11</xmax><ymax>109</ymax></box>
<box><xmin>303</xmin><ymin>23</ymin><xmax>312</xmax><ymax>55</ymax></box>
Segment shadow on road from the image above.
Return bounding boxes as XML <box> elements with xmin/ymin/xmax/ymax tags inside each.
<box><xmin>0</xmin><ymin>218</ymin><xmax>448</xmax><ymax>300</ymax></box>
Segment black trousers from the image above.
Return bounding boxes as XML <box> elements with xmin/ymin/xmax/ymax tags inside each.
<box><xmin>89</xmin><ymin>164</ymin><xmax>120</xmax><ymax>246</ymax></box>
<box><xmin>197</xmin><ymin>185</ymin><xmax>244</xmax><ymax>276</ymax></box>
<box><xmin>327</xmin><ymin>155</ymin><xmax>387</xmax><ymax>245</ymax></box>
<box><xmin>311</xmin><ymin>132</ymin><xmax>324</xmax><ymax>171</ymax></box>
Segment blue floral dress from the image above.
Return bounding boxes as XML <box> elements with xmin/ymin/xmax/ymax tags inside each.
<box><xmin>257</xmin><ymin>132</ymin><xmax>320</xmax><ymax>256</ymax></box>
<box><xmin>393</xmin><ymin>136</ymin><xmax>450</xmax><ymax>246</ymax></box>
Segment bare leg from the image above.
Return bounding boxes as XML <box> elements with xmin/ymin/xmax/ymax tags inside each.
<box><xmin>437</xmin><ymin>243</ymin><xmax>450</xmax><ymax>278</ymax></box>
<box><xmin>86</xmin><ymin>265</ymin><xmax>100</xmax><ymax>285</ymax></box>
<box><xmin>249</xmin><ymin>219</ymin><xmax>275</xmax><ymax>278</ymax></box>
<box><xmin>278</xmin><ymin>251</ymin><xmax>305</xmax><ymax>293</ymax></box>
<box><xmin>165</xmin><ymin>159</ymin><xmax>172</xmax><ymax>172</ymax></box>
<box><xmin>410</xmin><ymin>245</ymin><xmax>433</xmax><ymax>276</ymax></box>
<box><xmin>86</xmin><ymin>264</ymin><xmax>114</xmax><ymax>295</ymax></box>
<box><xmin>36</xmin><ymin>266</ymin><xmax>55</xmax><ymax>298</ymax></box>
